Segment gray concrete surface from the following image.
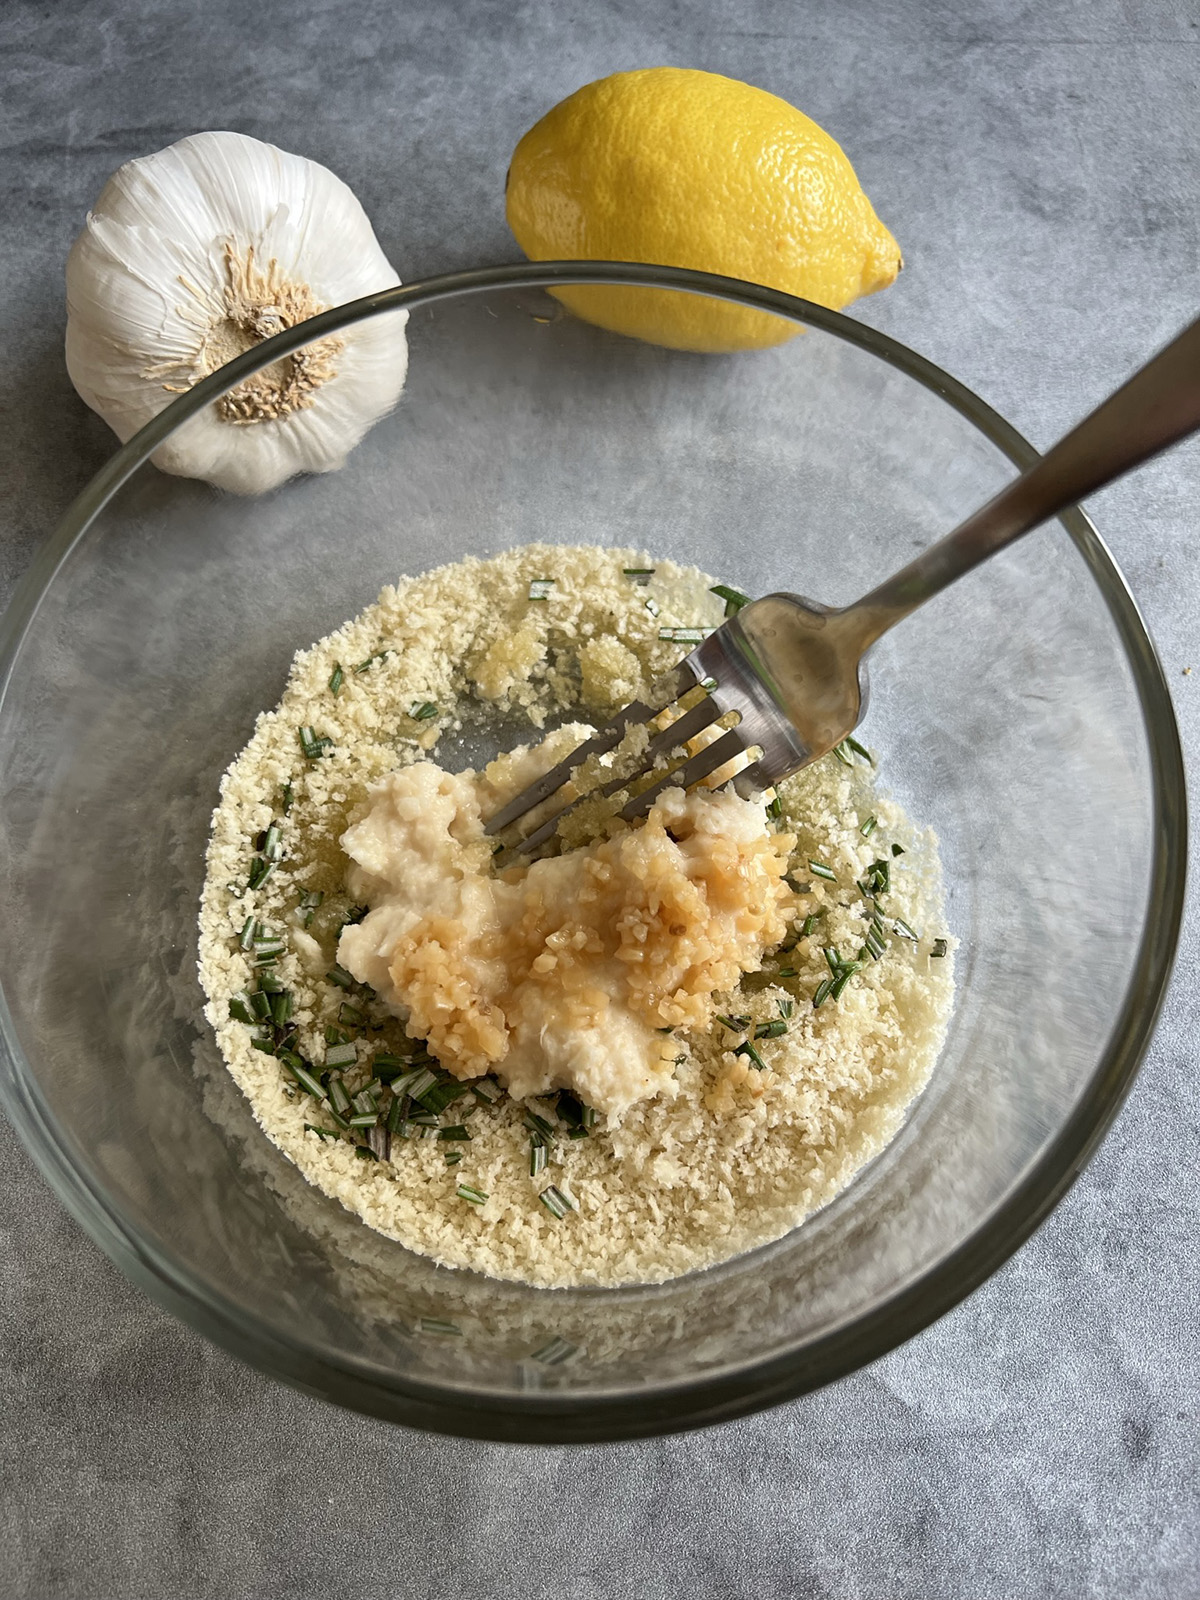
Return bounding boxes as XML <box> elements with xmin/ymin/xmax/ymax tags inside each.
<box><xmin>2</xmin><ymin>0</ymin><xmax>1198</xmax><ymax>1594</ymax></box>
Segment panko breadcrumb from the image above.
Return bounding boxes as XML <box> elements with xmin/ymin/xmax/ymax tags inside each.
<box><xmin>198</xmin><ymin>545</ymin><xmax>955</xmax><ymax>1288</ymax></box>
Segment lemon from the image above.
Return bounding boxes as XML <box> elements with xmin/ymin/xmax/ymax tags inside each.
<box><xmin>506</xmin><ymin>67</ymin><xmax>901</xmax><ymax>352</ymax></box>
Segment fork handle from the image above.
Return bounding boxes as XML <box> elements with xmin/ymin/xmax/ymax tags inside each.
<box><xmin>843</xmin><ymin>312</ymin><xmax>1200</xmax><ymax>652</ymax></box>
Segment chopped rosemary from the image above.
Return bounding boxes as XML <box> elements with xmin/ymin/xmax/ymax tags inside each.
<box><xmin>351</xmin><ymin>1089</ymin><xmax>377</xmax><ymax>1117</ymax></box>
<box><xmin>891</xmin><ymin>842</ymin><xmax>905</xmax><ymax>857</ymax></box>
<box><xmin>385</xmin><ymin>1096</ymin><xmax>408</xmax><ymax>1135</ymax></box>
<box><xmin>228</xmin><ymin>993</ymin><xmax>254</xmax><ymax>1025</ymax></box>
<box><xmin>470</xmin><ymin>1077</ymin><xmax>503</xmax><ymax>1104</ymax></box>
<box><xmin>776</xmin><ymin>966</ymin><xmax>798</xmax><ymax>979</ymax></box>
<box><xmin>420</xmin><ymin>1317</ymin><xmax>462</xmax><ymax>1336</ymax></box>
<box><xmin>269</xmin><ymin>990</ymin><xmax>293</xmax><ymax>1026</ymax></box>
<box><xmin>354</xmin><ymin>1145</ymin><xmax>379</xmax><ymax>1161</ymax></box>
<box><xmin>531</xmin><ymin>1336</ymin><xmax>577</xmax><ymax>1366</ymax></box>
<box><xmin>444</xmin><ymin>1150</ymin><xmax>463</xmax><ymax>1165</ymax></box>
<box><xmin>831</xmin><ymin>969</ymin><xmax>856</xmax><ymax>1000</ymax></box>
<box><xmin>392</xmin><ymin>1066</ymin><xmax>438</xmax><ymax>1101</ymax></box>
<box><xmin>833</xmin><ymin>735</ymin><xmax>875</xmax><ymax>767</ymax></box>
<box><xmin>298</xmin><ymin>726</ymin><xmax>333</xmax><ymax>760</ymax></box>
<box><xmin>644</xmin><ymin>596</ymin><xmax>660</xmax><ymax>617</ymax></box>
<box><xmin>710</xmin><ymin>583</ymin><xmax>751</xmax><ymax>617</ymax></box>
<box><xmin>325</xmin><ymin>1041</ymin><xmax>357</xmax><ymax>1069</ymax></box>
<box><xmin>328</xmin><ymin>664</ymin><xmax>344</xmax><ymax>697</ymax></box>
<box><xmin>290</xmin><ymin>1062</ymin><xmax>326</xmax><ymax>1100</ymax></box>
<box><xmin>556</xmin><ymin>1092</ymin><xmax>587</xmax><ymax>1129</ymax></box>
<box><xmin>325</xmin><ymin>964</ymin><xmax>355</xmax><ymax>989</ymax></box>
<box><xmin>348</xmin><ymin>1111</ymin><xmax>378</xmax><ymax>1128</ymax></box>
<box><xmin>812</xmin><ymin>977</ymin><xmax>833</xmax><ymax>1008</ymax></box>
<box><xmin>409</xmin><ymin>701</ymin><xmax>438</xmax><ymax>721</ymax></box>
<box><xmin>303</xmin><ymin>1123</ymin><xmax>339</xmax><ymax>1142</ymax></box>
<box><xmin>530</xmin><ymin>1140</ymin><xmax>547</xmax><ymax>1177</ymax></box>
<box><xmin>931</xmin><ymin>938</ymin><xmax>949</xmax><ymax>958</ymax></box>
<box><xmin>247</xmin><ymin>856</ymin><xmax>275</xmax><ymax>891</ymax></box>
<box><xmin>437</xmin><ymin>1125</ymin><xmax>471</xmax><ymax>1141</ymax></box>
<box><xmin>298</xmin><ymin>888</ymin><xmax>323</xmax><ymax>927</ymax></box>
<box><xmin>249</xmin><ymin>990</ymin><xmax>272</xmax><ymax>1021</ymax></box>
<box><xmin>528</xmin><ymin>578</ymin><xmax>555</xmax><ymax>600</ymax></box>
<box><xmin>353</xmin><ymin>650</ymin><xmax>389</xmax><ymax>673</ymax></box>
<box><xmin>824</xmin><ymin>946</ymin><xmax>843</xmax><ymax>976</ymax></box>
<box><xmin>251</xmin><ymin>1038</ymin><xmax>277</xmax><ymax>1056</ymax></box>
<box><xmin>716</xmin><ymin>1013</ymin><xmax>751</xmax><ymax>1033</ymax></box>
<box><xmin>893</xmin><ymin>918</ymin><xmax>919</xmax><ymax>941</ymax></box>
<box><xmin>279</xmin><ymin>782</ymin><xmax>294</xmax><ymax>814</ymax></box>
<box><xmin>754</xmin><ymin>1019</ymin><xmax>788</xmax><ymax>1039</ymax></box>
<box><xmin>539</xmin><ymin>1185</ymin><xmax>574</xmax><ymax>1219</ymax></box>
<box><xmin>778</xmin><ymin>998</ymin><xmax>795</xmax><ymax>1019</ymax></box>
<box><xmin>321</xmin><ymin>1101</ymin><xmax>350</xmax><ymax>1132</ymax></box>
<box><xmin>238</xmin><ymin>915</ymin><xmax>256</xmax><ymax>951</ymax></box>
<box><xmin>658</xmin><ymin>627</ymin><xmax>710</xmax><ymax>643</ymax></box>
<box><xmin>338</xmin><ymin>1001</ymin><xmax>364</xmax><ymax>1028</ymax></box>
<box><xmin>808</xmin><ymin>859</ymin><xmax>837</xmax><ymax>882</ymax></box>
<box><xmin>800</xmin><ymin>913</ymin><xmax>821</xmax><ymax>938</ymax></box>
<box><xmin>858</xmin><ymin>859</ymin><xmax>891</xmax><ymax>898</ymax></box>
<box><xmin>860</xmin><ymin>814</ymin><xmax>878</xmax><ymax>838</ymax></box>
<box><xmin>456</xmin><ymin>1184</ymin><xmax>488</xmax><ymax>1205</ymax></box>
<box><xmin>327</xmin><ymin>1077</ymin><xmax>352</xmax><ymax>1115</ymax></box>
<box><xmin>418</xmin><ymin>1079</ymin><xmax>469</xmax><ymax>1115</ymax></box>
<box><xmin>525</xmin><ymin>1107</ymin><xmax>557</xmax><ymax>1138</ymax></box>
<box><xmin>373</xmin><ymin>1053</ymin><xmax>407</xmax><ymax>1081</ymax></box>
<box><xmin>766</xmin><ymin>794</ymin><xmax>783</xmax><ymax>820</ymax></box>
<box><xmin>623</xmin><ymin>567</ymin><xmax>654</xmax><ymax>584</ymax></box>
<box><xmin>735</xmin><ymin>1039</ymin><xmax>767</xmax><ymax>1069</ymax></box>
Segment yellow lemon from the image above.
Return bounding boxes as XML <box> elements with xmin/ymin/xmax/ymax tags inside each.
<box><xmin>506</xmin><ymin>67</ymin><xmax>902</xmax><ymax>352</ymax></box>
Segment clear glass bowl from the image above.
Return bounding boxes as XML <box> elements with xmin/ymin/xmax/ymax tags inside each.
<box><xmin>0</xmin><ymin>264</ymin><xmax>1184</xmax><ymax>1441</ymax></box>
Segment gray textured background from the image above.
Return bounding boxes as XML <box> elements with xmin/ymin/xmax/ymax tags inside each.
<box><xmin>3</xmin><ymin>1</ymin><xmax>1198</xmax><ymax>1595</ymax></box>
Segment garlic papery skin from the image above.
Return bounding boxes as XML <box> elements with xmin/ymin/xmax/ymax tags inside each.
<box><xmin>65</xmin><ymin>131</ymin><xmax>408</xmax><ymax>495</ymax></box>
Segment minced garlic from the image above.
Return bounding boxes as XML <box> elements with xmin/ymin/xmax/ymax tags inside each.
<box><xmin>338</xmin><ymin>755</ymin><xmax>794</xmax><ymax>1118</ymax></box>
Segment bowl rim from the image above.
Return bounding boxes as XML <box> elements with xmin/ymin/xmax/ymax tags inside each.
<box><xmin>0</xmin><ymin>261</ymin><xmax>1186</xmax><ymax>1442</ymax></box>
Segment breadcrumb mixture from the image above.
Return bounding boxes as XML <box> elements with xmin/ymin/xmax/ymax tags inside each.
<box><xmin>198</xmin><ymin>545</ymin><xmax>954</xmax><ymax>1287</ymax></box>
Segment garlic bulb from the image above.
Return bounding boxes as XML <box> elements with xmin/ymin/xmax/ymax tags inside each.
<box><xmin>65</xmin><ymin>131</ymin><xmax>408</xmax><ymax>495</ymax></box>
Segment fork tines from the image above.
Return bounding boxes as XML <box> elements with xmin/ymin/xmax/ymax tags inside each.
<box><xmin>483</xmin><ymin>658</ymin><xmax>754</xmax><ymax>858</ymax></box>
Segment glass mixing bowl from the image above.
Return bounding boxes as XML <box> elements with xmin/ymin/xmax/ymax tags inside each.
<box><xmin>0</xmin><ymin>265</ymin><xmax>1185</xmax><ymax>1441</ymax></box>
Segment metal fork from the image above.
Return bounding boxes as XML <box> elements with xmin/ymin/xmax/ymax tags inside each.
<box><xmin>486</xmin><ymin>313</ymin><xmax>1200</xmax><ymax>856</ymax></box>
